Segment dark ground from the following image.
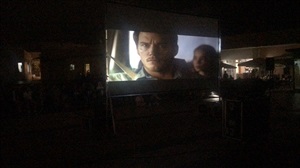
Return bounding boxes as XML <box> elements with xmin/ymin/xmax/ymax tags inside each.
<box><xmin>1</xmin><ymin>91</ymin><xmax>300</xmax><ymax>168</ymax></box>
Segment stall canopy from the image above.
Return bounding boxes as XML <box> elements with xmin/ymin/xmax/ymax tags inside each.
<box><xmin>238</xmin><ymin>58</ymin><xmax>265</xmax><ymax>67</ymax></box>
<box><xmin>221</xmin><ymin>62</ymin><xmax>236</xmax><ymax>69</ymax></box>
<box><xmin>274</xmin><ymin>54</ymin><xmax>294</xmax><ymax>66</ymax></box>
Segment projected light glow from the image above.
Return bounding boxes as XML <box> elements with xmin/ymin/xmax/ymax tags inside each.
<box><xmin>107</xmin><ymin>29</ymin><xmax>219</xmax><ymax>81</ymax></box>
<box><xmin>18</xmin><ymin>62</ymin><xmax>23</xmax><ymax>72</ymax></box>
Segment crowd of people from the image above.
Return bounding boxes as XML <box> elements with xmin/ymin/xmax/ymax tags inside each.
<box><xmin>1</xmin><ymin>76</ymin><xmax>105</xmax><ymax>118</ymax></box>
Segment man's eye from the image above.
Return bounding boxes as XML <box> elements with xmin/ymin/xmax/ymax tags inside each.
<box><xmin>159</xmin><ymin>44</ymin><xmax>168</xmax><ymax>49</ymax></box>
<box><xmin>139</xmin><ymin>43</ymin><xmax>148</xmax><ymax>47</ymax></box>
<box><xmin>139</xmin><ymin>43</ymin><xmax>150</xmax><ymax>51</ymax></box>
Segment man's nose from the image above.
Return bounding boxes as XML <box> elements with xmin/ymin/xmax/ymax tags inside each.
<box><xmin>149</xmin><ymin>44</ymin><xmax>158</xmax><ymax>55</ymax></box>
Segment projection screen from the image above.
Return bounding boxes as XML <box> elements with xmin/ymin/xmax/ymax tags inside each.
<box><xmin>106</xmin><ymin>3</ymin><xmax>220</xmax><ymax>96</ymax></box>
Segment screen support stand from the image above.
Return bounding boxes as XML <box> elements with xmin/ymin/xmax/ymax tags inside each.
<box><xmin>106</xmin><ymin>89</ymin><xmax>117</xmax><ymax>135</ymax></box>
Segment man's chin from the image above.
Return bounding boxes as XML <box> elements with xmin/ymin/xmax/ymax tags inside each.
<box><xmin>145</xmin><ymin>66</ymin><xmax>162</xmax><ymax>72</ymax></box>
<box><xmin>145</xmin><ymin>64</ymin><xmax>159</xmax><ymax>69</ymax></box>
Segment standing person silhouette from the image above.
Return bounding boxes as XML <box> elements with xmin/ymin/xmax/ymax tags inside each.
<box><xmin>223</xmin><ymin>71</ymin><xmax>229</xmax><ymax>79</ymax></box>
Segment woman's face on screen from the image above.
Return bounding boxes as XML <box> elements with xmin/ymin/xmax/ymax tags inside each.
<box><xmin>193</xmin><ymin>50</ymin><xmax>209</xmax><ymax>72</ymax></box>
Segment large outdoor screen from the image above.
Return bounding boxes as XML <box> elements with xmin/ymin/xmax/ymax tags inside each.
<box><xmin>106</xmin><ymin>3</ymin><xmax>220</xmax><ymax>96</ymax></box>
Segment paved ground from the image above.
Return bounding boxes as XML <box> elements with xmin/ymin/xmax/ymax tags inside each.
<box><xmin>1</xmin><ymin>91</ymin><xmax>300</xmax><ymax>168</ymax></box>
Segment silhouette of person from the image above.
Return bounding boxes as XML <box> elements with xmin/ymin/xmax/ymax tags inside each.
<box><xmin>223</xmin><ymin>71</ymin><xmax>229</xmax><ymax>79</ymax></box>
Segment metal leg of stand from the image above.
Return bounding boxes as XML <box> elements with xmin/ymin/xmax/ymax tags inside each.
<box><xmin>109</xmin><ymin>96</ymin><xmax>116</xmax><ymax>135</ymax></box>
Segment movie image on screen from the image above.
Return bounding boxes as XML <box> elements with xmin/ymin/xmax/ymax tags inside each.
<box><xmin>107</xmin><ymin>30</ymin><xmax>219</xmax><ymax>81</ymax></box>
<box><xmin>105</xmin><ymin>3</ymin><xmax>220</xmax><ymax>95</ymax></box>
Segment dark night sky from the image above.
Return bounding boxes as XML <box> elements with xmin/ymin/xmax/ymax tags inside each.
<box><xmin>1</xmin><ymin>0</ymin><xmax>299</xmax><ymax>46</ymax></box>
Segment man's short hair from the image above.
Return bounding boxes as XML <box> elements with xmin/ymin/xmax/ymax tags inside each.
<box><xmin>133</xmin><ymin>31</ymin><xmax>178</xmax><ymax>46</ymax></box>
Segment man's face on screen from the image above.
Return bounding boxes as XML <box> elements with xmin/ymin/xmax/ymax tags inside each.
<box><xmin>137</xmin><ymin>32</ymin><xmax>177</xmax><ymax>73</ymax></box>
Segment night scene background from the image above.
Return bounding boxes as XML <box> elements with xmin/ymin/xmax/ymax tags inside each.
<box><xmin>1</xmin><ymin>0</ymin><xmax>300</xmax><ymax>167</ymax></box>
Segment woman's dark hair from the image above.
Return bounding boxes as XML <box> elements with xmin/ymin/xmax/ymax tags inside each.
<box><xmin>194</xmin><ymin>44</ymin><xmax>218</xmax><ymax>60</ymax></box>
<box><xmin>194</xmin><ymin>44</ymin><xmax>219</xmax><ymax>77</ymax></box>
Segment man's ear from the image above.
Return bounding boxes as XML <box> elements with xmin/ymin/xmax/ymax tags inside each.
<box><xmin>172</xmin><ymin>44</ymin><xmax>179</xmax><ymax>57</ymax></box>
